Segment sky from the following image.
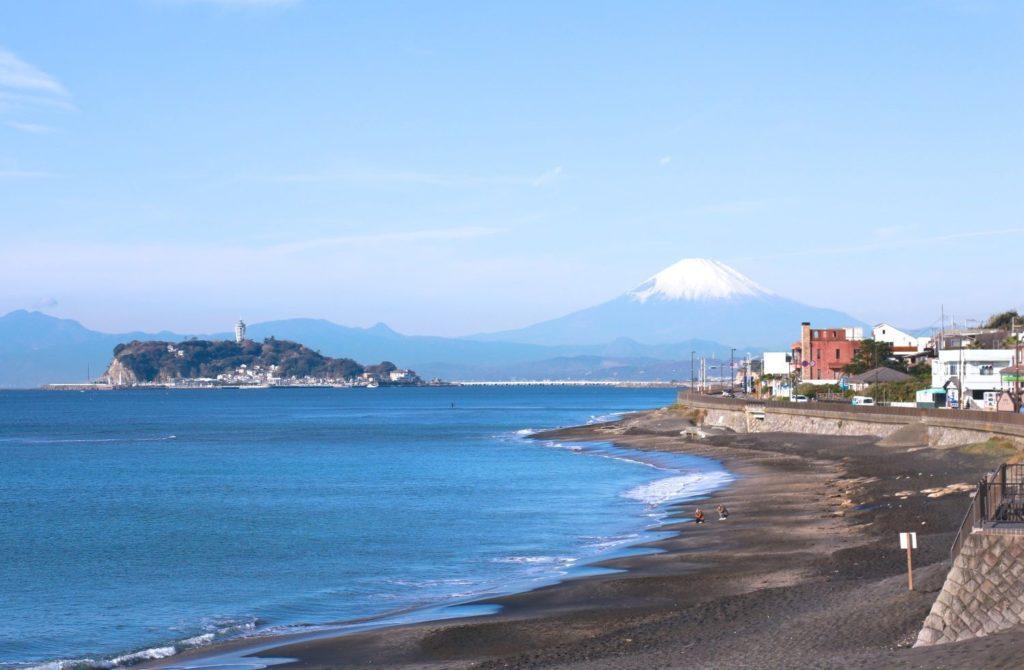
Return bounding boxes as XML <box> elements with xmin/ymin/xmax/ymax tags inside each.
<box><xmin>1</xmin><ymin>0</ymin><xmax>1022</xmax><ymax>336</ymax></box>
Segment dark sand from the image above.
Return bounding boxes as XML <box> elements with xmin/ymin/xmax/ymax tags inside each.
<box><xmin>156</xmin><ymin>408</ymin><xmax>1024</xmax><ymax>669</ymax></box>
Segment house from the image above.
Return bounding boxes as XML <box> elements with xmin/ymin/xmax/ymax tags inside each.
<box><xmin>762</xmin><ymin>352</ymin><xmax>792</xmax><ymax>376</ymax></box>
<box><xmin>758</xmin><ymin>352</ymin><xmax>793</xmax><ymax>397</ymax></box>
<box><xmin>847</xmin><ymin>366</ymin><xmax>913</xmax><ymax>391</ymax></box>
<box><xmin>938</xmin><ymin>328</ymin><xmax>1011</xmax><ymax>351</ymax></box>
<box><xmin>931</xmin><ymin>349</ymin><xmax>1016</xmax><ymax>409</ymax></box>
<box><xmin>872</xmin><ymin>323</ymin><xmax>931</xmax><ymax>353</ymax></box>
<box><xmin>792</xmin><ymin>322</ymin><xmax>864</xmax><ymax>383</ymax></box>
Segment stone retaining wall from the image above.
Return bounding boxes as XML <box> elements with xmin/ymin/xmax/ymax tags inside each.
<box><xmin>684</xmin><ymin>398</ymin><xmax>1024</xmax><ymax>448</ymax></box>
<box><xmin>916</xmin><ymin>531</ymin><xmax>1024</xmax><ymax>646</ymax></box>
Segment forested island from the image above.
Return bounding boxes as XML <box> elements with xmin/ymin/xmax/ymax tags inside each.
<box><xmin>101</xmin><ymin>338</ymin><xmax>423</xmax><ymax>388</ymax></box>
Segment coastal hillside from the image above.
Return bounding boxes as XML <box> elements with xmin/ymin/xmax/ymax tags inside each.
<box><xmin>102</xmin><ymin>338</ymin><xmax>381</xmax><ymax>385</ymax></box>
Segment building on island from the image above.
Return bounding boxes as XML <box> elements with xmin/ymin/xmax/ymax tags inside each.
<box><xmin>792</xmin><ymin>322</ymin><xmax>864</xmax><ymax>383</ymax></box>
<box><xmin>235</xmin><ymin>320</ymin><xmax>247</xmax><ymax>343</ymax></box>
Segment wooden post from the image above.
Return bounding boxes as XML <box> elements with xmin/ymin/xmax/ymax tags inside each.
<box><xmin>906</xmin><ymin>545</ymin><xmax>914</xmax><ymax>591</ymax></box>
<box><xmin>900</xmin><ymin>532</ymin><xmax>917</xmax><ymax>591</ymax></box>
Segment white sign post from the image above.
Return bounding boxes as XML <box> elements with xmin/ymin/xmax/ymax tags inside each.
<box><xmin>900</xmin><ymin>532</ymin><xmax>918</xmax><ymax>591</ymax></box>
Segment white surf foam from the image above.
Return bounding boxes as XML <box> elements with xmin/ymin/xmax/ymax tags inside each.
<box><xmin>622</xmin><ymin>470</ymin><xmax>733</xmax><ymax>507</ymax></box>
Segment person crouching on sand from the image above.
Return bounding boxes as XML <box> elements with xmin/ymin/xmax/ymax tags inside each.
<box><xmin>716</xmin><ymin>504</ymin><xmax>729</xmax><ymax>520</ymax></box>
<box><xmin>694</xmin><ymin>508</ymin><xmax>705</xmax><ymax>524</ymax></box>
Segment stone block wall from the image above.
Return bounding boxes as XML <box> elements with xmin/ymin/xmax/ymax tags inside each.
<box><xmin>916</xmin><ymin>532</ymin><xmax>1024</xmax><ymax>646</ymax></box>
<box><xmin>686</xmin><ymin>399</ymin><xmax>1024</xmax><ymax>448</ymax></box>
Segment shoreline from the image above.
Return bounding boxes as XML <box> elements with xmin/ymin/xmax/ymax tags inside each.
<box><xmin>133</xmin><ymin>422</ymin><xmax>730</xmax><ymax>670</ymax></box>
<box><xmin>150</xmin><ymin>406</ymin><xmax>1024</xmax><ymax>668</ymax></box>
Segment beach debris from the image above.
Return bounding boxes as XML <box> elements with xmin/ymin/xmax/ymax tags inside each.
<box><xmin>920</xmin><ymin>483</ymin><xmax>974</xmax><ymax>498</ymax></box>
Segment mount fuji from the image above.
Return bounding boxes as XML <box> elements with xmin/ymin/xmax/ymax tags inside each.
<box><xmin>474</xmin><ymin>258</ymin><xmax>866</xmax><ymax>349</ymax></box>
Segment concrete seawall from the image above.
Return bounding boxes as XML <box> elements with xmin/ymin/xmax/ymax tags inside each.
<box><xmin>677</xmin><ymin>394</ymin><xmax>1024</xmax><ymax>448</ymax></box>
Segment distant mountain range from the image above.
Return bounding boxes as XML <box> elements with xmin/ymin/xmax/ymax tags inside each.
<box><xmin>0</xmin><ymin>258</ymin><xmax>870</xmax><ymax>387</ymax></box>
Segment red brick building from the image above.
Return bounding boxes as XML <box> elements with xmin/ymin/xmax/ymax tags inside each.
<box><xmin>792</xmin><ymin>322</ymin><xmax>863</xmax><ymax>382</ymax></box>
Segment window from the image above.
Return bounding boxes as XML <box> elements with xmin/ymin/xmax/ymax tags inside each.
<box><xmin>835</xmin><ymin>348</ymin><xmax>841</xmax><ymax>360</ymax></box>
<box><xmin>816</xmin><ymin>349</ymin><xmax>821</xmax><ymax>359</ymax></box>
<box><xmin>947</xmin><ymin>363</ymin><xmax>959</xmax><ymax>375</ymax></box>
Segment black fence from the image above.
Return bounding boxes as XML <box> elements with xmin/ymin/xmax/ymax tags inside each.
<box><xmin>979</xmin><ymin>464</ymin><xmax>1024</xmax><ymax>523</ymax></box>
<box><xmin>952</xmin><ymin>464</ymin><xmax>1024</xmax><ymax>560</ymax></box>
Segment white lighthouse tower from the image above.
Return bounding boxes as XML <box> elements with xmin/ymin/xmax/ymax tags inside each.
<box><xmin>234</xmin><ymin>320</ymin><xmax>247</xmax><ymax>343</ymax></box>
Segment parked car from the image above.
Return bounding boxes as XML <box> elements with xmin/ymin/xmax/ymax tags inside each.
<box><xmin>852</xmin><ymin>396</ymin><xmax>876</xmax><ymax>406</ymax></box>
<box><xmin>791</xmin><ymin>395</ymin><xmax>809</xmax><ymax>403</ymax></box>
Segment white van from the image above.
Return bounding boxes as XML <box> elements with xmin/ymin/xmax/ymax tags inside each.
<box><xmin>851</xmin><ymin>396</ymin><xmax>875</xmax><ymax>406</ymax></box>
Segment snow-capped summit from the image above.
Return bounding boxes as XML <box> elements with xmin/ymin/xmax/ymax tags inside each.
<box><xmin>475</xmin><ymin>257</ymin><xmax>866</xmax><ymax>348</ymax></box>
<box><xmin>628</xmin><ymin>258</ymin><xmax>773</xmax><ymax>303</ymax></box>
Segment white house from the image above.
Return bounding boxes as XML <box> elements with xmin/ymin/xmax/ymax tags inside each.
<box><xmin>873</xmin><ymin>323</ymin><xmax>930</xmax><ymax>352</ymax></box>
<box><xmin>760</xmin><ymin>352</ymin><xmax>794</xmax><ymax>397</ymax></box>
<box><xmin>762</xmin><ymin>352</ymin><xmax>792</xmax><ymax>376</ymax></box>
<box><xmin>931</xmin><ymin>349</ymin><xmax>1016</xmax><ymax>409</ymax></box>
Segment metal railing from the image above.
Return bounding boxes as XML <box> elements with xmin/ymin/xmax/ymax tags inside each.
<box><xmin>980</xmin><ymin>464</ymin><xmax>1024</xmax><ymax>523</ymax></box>
<box><xmin>951</xmin><ymin>464</ymin><xmax>1024</xmax><ymax>561</ymax></box>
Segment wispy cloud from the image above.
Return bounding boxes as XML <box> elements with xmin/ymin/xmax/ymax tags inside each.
<box><xmin>167</xmin><ymin>0</ymin><xmax>299</xmax><ymax>6</ymax></box>
<box><xmin>0</xmin><ymin>48</ymin><xmax>68</xmax><ymax>97</ymax></box>
<box><xmin>659</xmin><ymin>156</ymin><xmax>672</xmax><ymax>166</ymax></box>
<box><xmin>268</xmin><ymin>226</ymin><xmax>503</xmax><ymax>255</ymax></box>
<box><xmin>732</xmin><ymin>226</ymin><xmax>1024</xmax><ymax>261</ymax></box>
<box><xmin>0</xmin><ymin>169</ymin><xmax>52</xmax><ymax>179</ymax></box>
<box><xmin>0</xmin><ymin>47</ymin><xmax>71</xmax><ymax>135</ymax></box>
<box><xmin>531</xmin><ymin>165</ymin><xmax>564</xmax><ymax>188</ymax></box>
<box><xmin>258</xmin><ymin>166</ymin><xmax>565</xmax><ymax>190</ymax></box>
<box><xmin>686</xmin><ymin>200</ymin><xmax>770</xmax><ymax>216</ymax></box>
<box><xmin>5</xmin><ymin>120</ymin><xmax>54</xmax><ymax>134</ymax></box>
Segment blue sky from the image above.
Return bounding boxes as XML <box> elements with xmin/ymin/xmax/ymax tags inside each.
<box><xmin>1</xmin><ymin>1</ymin><xmax>1022</xmax><ymax>335</ymax></box>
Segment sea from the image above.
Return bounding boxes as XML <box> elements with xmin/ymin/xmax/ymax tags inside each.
<box><xmin>0</xmin><ymin>386</ymin><xmax>732</xmax><ymax>669</ymax></box>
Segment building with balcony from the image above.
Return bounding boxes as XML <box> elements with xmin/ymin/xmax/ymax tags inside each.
<box><xmin>931</xmin><ymin>348</ymin><xmax>1016</xmax><ymax>409</ymax></box>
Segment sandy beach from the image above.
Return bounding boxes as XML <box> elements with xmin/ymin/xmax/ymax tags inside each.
<box><xmin>155</xmin><ymin>406</ymin><xmax>1024</xmax><ymax>669</ymax></box>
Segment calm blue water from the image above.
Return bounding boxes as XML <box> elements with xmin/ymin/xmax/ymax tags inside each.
<box><xmin>0</xmin><ymin>387</ymin><xmax>729</xmax><ymax>669</ymax></box>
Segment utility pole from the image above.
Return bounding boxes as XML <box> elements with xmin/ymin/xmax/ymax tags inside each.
<box><xmin>690</xmin><ymin>350</ymin><xmax>696</xmax><ymax>396</ymax></box>
<box><xmin>730</xmin><ymin>348</ymin><xmax>735</xmax><ymax>394</ymax></box>
<box><xmin>1013</xmin><ymin>317</ymin><xmax>1022</xmax><ymax>413</ymax></box>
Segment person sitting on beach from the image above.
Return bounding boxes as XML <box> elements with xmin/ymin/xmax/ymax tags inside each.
<box><xmin>716</xmin><ymin>504</ymin><xmax>729</xmax><ymax>520</ymax></box>
<box><xmin>694</xmin><ymin>508</ymin><xmax>705</xmax><ymax>524</ymax></box>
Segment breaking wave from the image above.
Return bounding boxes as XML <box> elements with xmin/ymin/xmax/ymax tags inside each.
<box><xmin>20</xmin><ymin>619</ymin><xmax>258</xmax><ymax>670</ymax></box>
<box><xmin>623</xmin><ymin>471</ymin><xmax>734</xmax><ymax>507</ymax></box>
